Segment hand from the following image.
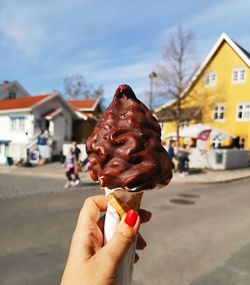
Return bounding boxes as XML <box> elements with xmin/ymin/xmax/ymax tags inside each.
<box><xmin>60</xmin><ymin>195</ymin><xmax>151</xmax><ymax>285</ymax></box>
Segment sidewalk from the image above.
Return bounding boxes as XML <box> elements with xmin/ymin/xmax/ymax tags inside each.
<box><xmin>172</xmin><ymin>167</ymin><xmax>250</xmax><ymax>184</ymax></box>
<box><xmin>1</xmin><ymin>162</ymin><xmax>250</xmax><ymax>184</ymax></box>
<box><xmin>0</xmin><ymin>162</ymin><xmax>90</xmax><ymax>181</ymax></box>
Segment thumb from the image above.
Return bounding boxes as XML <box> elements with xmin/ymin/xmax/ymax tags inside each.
<box><xmin>103</xmin><ymin>210</ymin><xmax>140</xmax><ymax>265</ymax></box>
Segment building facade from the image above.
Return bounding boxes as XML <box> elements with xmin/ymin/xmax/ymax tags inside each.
<box><xmin>156</xmin><ymin>33</ymin><xmax>250</xmax><ymax>149</ymax></box>
<box><xmin>0</xmin><ymin>92</ymin><xmax>75</xmax><ymax>164</ymax></box>
<box><xmin>0</xmin><ymin>81</ymin><xmax>102</xmax><ymax>164</ymax></box>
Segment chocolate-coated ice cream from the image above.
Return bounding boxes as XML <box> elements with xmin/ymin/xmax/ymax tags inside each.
<box><xmin>86</xmin><ymin>84</ymin><xmax>172</xmax><ymax>191</ymax></box>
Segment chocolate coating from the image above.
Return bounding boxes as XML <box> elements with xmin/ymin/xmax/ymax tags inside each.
<box><xmin>86</xmin><ymin>84</ymin><xmax>172</xmax><ymax>191</ymax></box>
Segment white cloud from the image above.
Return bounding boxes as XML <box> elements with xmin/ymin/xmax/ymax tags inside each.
<box><xmin>0</xmin><ymin>0</ymin><xmax>45</xmax><ymax>55</ymax></box>
<box><xmin>89</xmin><ymin>60</ymin><xmax>158</xmax><ymax>104</ymax></box>
<box><xmin>1</xmin><ymin>0</ymin><xmax>250</xmax><ymax>106</ymax></box>
<box><xmin>184</xmin><ymin>0</ymin><xmax>250</xmax><ymax>42</ymax></box>
<box><xmin>93</xmin><ymin>61</ymin><xmax>156</xmax><ymax>82</ymax></box>
<box><xmin>190</xmin><ymin>0</ymin><xmax>250</xmax><ymax>27</ymax></box>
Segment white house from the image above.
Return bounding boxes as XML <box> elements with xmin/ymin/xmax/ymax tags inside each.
<box><xmin>0</xmin><ymin>80</ymin><xmax>30</xmax><ymax>100</ymax></box>
<box><xmin>0</xmin><ymin>92</ymin><xmax>76</xmax><ymax>164</ymax></box>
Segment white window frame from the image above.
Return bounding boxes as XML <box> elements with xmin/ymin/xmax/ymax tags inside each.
<box><xmin>205</xmin><ymin>72</ymin><xmax>217</xmax><ymax>87</ymax></box>
<box><xmin>232</xmin><ymin>68</ymin><xmax>246</xmax><ymax>84</ymax></box>
<box><xmin>212</xmin><ymin>104</ymin><xmax>225</xmax><ymax>122</ymax></box>
<box><xmin>10</xmin><ymin>117</ymin><xmax>25</xmax><ymax>131</ymax></box>
<box><xmin>19</xmin><ymin>118</ymin><xmax>25</xmax><ymax>131</ymax></box>
<box><xmin>11</xmin><ymin>118</ymin><xmax>18</xmax><ymax>131</ymax></box>
<box><xmin>236</xmin><ymin>103</ymin><xmax>250</xmax><ymax>121</ymax></box>
<box><xmin>180</xmin><ymin>121</ymin><xmax>189</xmax><ymax>129</ymax></box>
<box><xmin>9</xmin><ymin>91</ymin><xmax>17</xmax><ymax>99</ymax></box>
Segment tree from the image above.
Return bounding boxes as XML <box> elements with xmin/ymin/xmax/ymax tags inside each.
<box><xmin>154</xmin><ymin>25</ymin><xmax>199</xmax><ymax>149</ymax></box>
<box><xmin>63</xmin><ymin>74</ymin><xmax>104</xmax><ymax>100</ymax></box>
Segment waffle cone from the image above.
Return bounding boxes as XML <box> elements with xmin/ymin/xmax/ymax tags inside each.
<box><xmin>107</xmin><ymin>191</ymin><xmax>143</xmax><ymax>219</ymax></box>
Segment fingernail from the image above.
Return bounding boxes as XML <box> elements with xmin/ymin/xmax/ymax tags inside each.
<box><xmin>125</xmin><ymin>210</ymin><xmax>138</xmax><ymax>227</ymax></box>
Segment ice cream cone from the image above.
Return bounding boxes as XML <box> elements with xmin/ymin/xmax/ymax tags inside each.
<box><xmin>104</xmin><ymin>189</ymin><xmax>143</xmax><ymax>285</ymax></box>
<box><xmin>107</xmin><ymin>191</ymin><xmax>143</xmax><ymax>219</ymax></box>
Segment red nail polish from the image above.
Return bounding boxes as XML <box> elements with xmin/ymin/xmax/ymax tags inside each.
<box><xmin>125</xmin><ymin>210</ymin><xmax>138</xmax><ymax>227</ymax></box>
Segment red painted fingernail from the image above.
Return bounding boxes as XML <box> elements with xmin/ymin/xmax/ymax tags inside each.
<box><xmin>125</xmin><ymin>210</ymin><xmax>138</xmax><ymax>227</ymax></box>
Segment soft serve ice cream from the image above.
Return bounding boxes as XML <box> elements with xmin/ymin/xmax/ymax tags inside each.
<box><xmin>86</xmin><ymin>84</ymin><xmax>172</xmax><ymax>191</ymax></box>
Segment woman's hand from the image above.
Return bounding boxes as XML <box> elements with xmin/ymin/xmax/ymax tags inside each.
<box><xmin>61</xmin><ymin>195</ymin><xmax>151</xmax><ymax>285</ymax></box>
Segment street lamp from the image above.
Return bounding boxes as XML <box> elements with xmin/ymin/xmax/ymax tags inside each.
<box><xmin>149</xmin><ymin>71</ymin><xmax>157</xmax><ymax>111</ymax></box>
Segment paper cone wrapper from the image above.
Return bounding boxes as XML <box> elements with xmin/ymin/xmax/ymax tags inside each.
<box><xmin>104</xmin><ymin>188</ymin><xmax>144</xmax><ymax>285</ymax></box>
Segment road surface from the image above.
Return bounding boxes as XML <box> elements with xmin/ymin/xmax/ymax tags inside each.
<box><xmin>0</xmin><ymin>173</ymin><xmax>250</xmax><ymax>285</ymax></box>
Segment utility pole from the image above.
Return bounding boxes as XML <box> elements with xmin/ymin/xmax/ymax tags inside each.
<box><xmin>149</xmin><ymin>71</ymin><xmax>157</xmax><ymax>111</ymax></box>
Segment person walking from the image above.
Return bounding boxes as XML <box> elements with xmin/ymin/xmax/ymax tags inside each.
<box><xmin>177</xmin><ymin>145</ymin><xmax>189</xmax><ymax>176</ymax></box>
<box><xmin>64</xmin><ymin>147</ymin><xmax>77</xmax><ymax>188</ymax></box>
<box><xmin>72</xmin><ymin>141</ymin><xmax>81</xmax><ymax>185</ymax></box>
<box><xmin>167</xmin><ymin>140</ymin><xmax>176</xmax><ymax>170</ymax></box>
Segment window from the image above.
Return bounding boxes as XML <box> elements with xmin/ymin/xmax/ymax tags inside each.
<box><xmin>213</xmin><ymin>104</ymin><xmax>225</xmax><ymax>121</ymax></box>
<box><xmin>205</xmin><ymin>72</ymin><xmax>217</xmax><ymax>87</ymax></box>
<box><xmin>11</xmin><ymin>118</ymin><xmax>18</xmax><ymax>131</ymax></box>
<box><xmin>232</xmin><ymin>68</ymin><xmax>246</xmax><ymax>83</ymax></box>
<box><xmin>19</xmin><ymin>118</ymin><xmax>25</xmax><ymax>130</ymax></box>
<box><xmin>9</xmin><ymin>92</ymin><xmax>17</xmax><ymax>99</ymax></box>
<box><xmin>0</xmin><ymin>144</ymin><xmax>4</xmax><ymax>155</ymax></box>
<box><xmin>10</xmin><ymin>117</ymin><xmax>25</xmax><ymax>131</ymax></box>
<box><xmin>236</xmin><ymin>103</ymin><xmax>250</xmax><ymax>121</ymax></box>
<box><xmin>180</xmin><ymin>121</ymin><xmax>189</xmax><ymax>129</ymax></box>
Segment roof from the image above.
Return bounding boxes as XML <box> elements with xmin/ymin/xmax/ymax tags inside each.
<box><xmin>74</xmin><ymin>109</ymin><xmax>98</xmax><ymax>121</ymax></box>
<box><xmin>155</xmin><ymin>33</ymin><xmax>250</xmax><ymax>113</ymax></box>
<box><xmin>0</xmin><ymin>81</ymin><xmax>30</xmax><ymax>97</ymax></box>
<box><xmin>0</xmin><ymin>82</ymin><xmax>12</xmax><ymax>93</ymax></box>
<box><xmin>0</xmin><ymin>94</ymin><xmax>55</xmax><ymax>111</ymax></box>
<box><xmin>234</xmin><ymin>41</ymin><xmax>250</xmax><ymax>60</ymax></box>
<box><xmin>44</xmin><ymin>108</ymin><xmax>63</xmax><ymax>120</ymax></box>
<box><xmin>157</xmin><ymin>107</ymin><xmax>202</xmax><ymax>122</ymax></box>
<box><xmin>68</xmin><ymin>98</ymin><xmax>100</xmax><ymax>111</ymax></box>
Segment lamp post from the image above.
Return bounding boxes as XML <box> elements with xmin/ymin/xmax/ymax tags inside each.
<box><xmin>149</xmin><ymin>71</ymin><xmax>157</xmax><ymax>111</ymax></box>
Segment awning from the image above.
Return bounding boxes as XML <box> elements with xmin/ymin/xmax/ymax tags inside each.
<box><xmin>164</xmin><ymin>124</ymin><xmax>235</xmax><ymax>140</ymax></box>
<box><xmin>0</xmin><ymin>140</ymin><xmax>11</xmax><ymax>144</ymax></box>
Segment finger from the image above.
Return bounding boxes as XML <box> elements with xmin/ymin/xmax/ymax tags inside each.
<box><xmin>136</xmin><ymin>232</ymin><xmax>147</xmax><ymax>250</ymax></box>
<box><xmin>139</xmin><ymin>209</ymin><xmax>152</xmax><ymax>224</ymax></box>
<box><xmin>77</xmin><ymin>195</ymin><xmax>107</xmax><ymax>228</ymax></box>
<box><xmin>100</xmin><ymin>210</ymin><xmax>140</xmax><ymax>268</ymax></box>
<box><xmin>71</xmin><ymin>196</ymin><xmax>107</xmax><ymax>260</ymax></box>
<box><xmin>73</xmin><ymin>196</ymin><xmax>107</xmax><ymax>249</ymax></box>
<box><xmin>97</xmin><ymin>214</ymin><xmax>106</xmax><ymax>232</ymax></box>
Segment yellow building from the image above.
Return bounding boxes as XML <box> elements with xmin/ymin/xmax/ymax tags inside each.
<box><xmin>156</xmin><ymin>33</ymin><xmax>250</xmax><ymax>150</ymax></box>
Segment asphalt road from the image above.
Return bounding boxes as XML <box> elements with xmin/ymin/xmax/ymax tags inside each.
<box><xmin>0</xmin><ymin>173</ymin><xmax>250</xmax><ymax>285</ymax></box>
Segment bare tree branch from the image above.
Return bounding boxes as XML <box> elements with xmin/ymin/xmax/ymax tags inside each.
<box><xmin>63</xmin><ymin>74</ymin><xmax>104</xmax><ymax>100</ymax></box>
<box><xmin>154</xmin><ymin>25</ymin><xmax>199</xmax><ymax>149</ymax></box>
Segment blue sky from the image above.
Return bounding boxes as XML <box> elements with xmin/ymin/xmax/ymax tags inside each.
<box><xmin>0</xmin><ymin>0</ymin><xmax>250</xmax><ymax>106</ymax></box>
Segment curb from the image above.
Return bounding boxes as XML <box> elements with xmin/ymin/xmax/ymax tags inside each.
<box><xmin>172</xmin><ymin>175</ymin><xmax>250</xmax><ymax>184</ymax></box>
<box><xmin>1</xmin><ymin>169</ymin><xmax>250</xmax><ymax>185</ymax></box>
<box><xmin>0</xmin><ymin>169</ymin><xmax>94</xmax><ymax>183</ymax></box>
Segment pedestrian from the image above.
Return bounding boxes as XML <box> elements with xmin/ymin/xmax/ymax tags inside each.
<box><xmin>72</xmin><ymin>141</ymin><xmax>81</xmax><ymax>185</ymax></box>
<box><xmin>177</xmin><ymin>145</ymin><xmax>189</xmax><ymax>176</ymax></box>
<box><xmin>60</xmin><ymin>195</ymin><xmax>151</xmax><ymax>285</ymax></box>
<box><xmin>167</xmin><ymin>140</ymin><xmax>176</xmax><ymax>170</ymax></box>
<box><xmin>64</xmin><ymin>147</ymin><xmax>77</xmax><ymax>188</ymax></box>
